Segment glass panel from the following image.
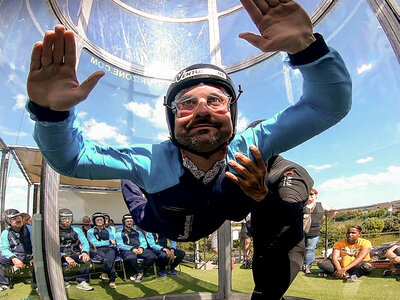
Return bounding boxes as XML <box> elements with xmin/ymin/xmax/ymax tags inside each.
<box><xmin>88</xmin><ymin>0</ymin><xmax>210</xmax><ymax>73</ymax></box>
<box><xmin>219</xmin><ymin>9</ymin><xmax>262</xmax><ymax>66</ymax></box>
<box><xmin>56</xmin><ymin>0</ymin><xmax>81</xmax><ymax>25</ymax></box>
<box><xmin>120</xmin><ymin>0</ymin><xmax>208</xmax><ymax>18</ymax></box>
<box><xmin>217</xmin><ymin>0</ymin><xmax>241</xmax><ymax>12</ymax></box>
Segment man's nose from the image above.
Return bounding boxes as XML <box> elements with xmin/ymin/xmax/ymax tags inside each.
<box><xmin>193</xmin><ymin>98</ymin><xmax>211</xmax><ymax>116</ymax></box>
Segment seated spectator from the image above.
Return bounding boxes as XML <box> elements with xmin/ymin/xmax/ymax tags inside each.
<box><xmin>116</xmin><ymin>214</ymin><xmax>156</xmax><ymax>283</ymax></box>
<box><xmin>104</xmin><ymin>213</ymin><xmax>116</xmax><ymax>235</ymax></box>
<box><xmin>385</xmin><ymin>240</ymin><xmax>400</xmax><ymax>279</ymax></box>
<box><xmin>20</xmin><ymin>213</ymin><xmax>32</xmax><ymax>226</ymax></box>
<box><xmin>59</xmin><ymin>208</ymin><xmax>93</xmax><ymax>291</ymax></box>
<box><xmin>154</xmin><ymin>233</ymin><xmax>185</xmax><ymax>277</ymax></box>
<box><xmin>0</xmin><ymin>209</ymin><xmax>35</xmax><ymax>291</ymax></box>
<box><xmin>87</xmin><ymin>212</ymin><xmax>117</xmax><ymax>289</ymax></box>
<box><xmin>80</xmin><ymin>216</ymin><xmax>92</xmax><ymax>236</ymax></box>
<box><xmin>142</xmin><ymin>231</ymin><xmax>170</xmax><ymax>278</ymax></box>
<box><xmin>317</xmin><ymin>226</ymin><xmax>374</xmax><ymax>282</ymax></box>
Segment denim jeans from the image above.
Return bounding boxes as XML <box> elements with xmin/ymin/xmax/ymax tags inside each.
<box><xmin>304</xmin><ymin>235</ymin><xmax>320</xmax><ymax>267</ymax></box>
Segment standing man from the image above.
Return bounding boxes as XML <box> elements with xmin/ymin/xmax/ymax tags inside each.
<box><xmin>116</xmin><ymin>214</ymin><xmax>156</xmax><ymax>283</ymax></box>
<box><xmin>59</xmin><ymin>208</ymin><xmax>94</xmax><ymax>291</ymax></box>
<box><xmin>87</xmin><ymin>212</ymin><xmax>117</xmax><ymax>289</ymax></box>
<box><xmin>26</xmin><ymin>0</ymin><xmax>351</xmax><ymax>241</ymax></box>
<box><xmin>303</xmin><ymin>188</ymin><xmax>336</xmax><ymax>274</ymax></box>
<box><xmin>0</xmin><ymin>209</ymin><xmax>34</xmax><ymax>291</ymax></box>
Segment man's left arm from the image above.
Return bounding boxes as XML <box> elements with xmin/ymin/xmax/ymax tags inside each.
<box><xmin>228</xmin><ymin>1</ymin><xmax>352</xmax><ymax>164</ymax></box>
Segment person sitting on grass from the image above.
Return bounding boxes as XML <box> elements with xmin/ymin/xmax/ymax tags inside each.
<box><xmin>317</xmin><ymin>225</ymin><xmax>374</xmax><ymax>282</ymax></box>
<box><xmin>384</xmin><ymin>240</ymin><xmax>400</xmax><ymax>280</ymax></box>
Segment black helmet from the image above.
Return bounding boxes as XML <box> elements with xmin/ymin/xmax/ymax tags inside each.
<box><xmin>164</xmin><ymin>63</ymin><xmax>242</xmax><ymax>148</ymax></box>
<box><xmin>92</xmin><ymin>212</ymin><xmax>105</xmax><ymax>224</ymax></box>
<box><xmin>2</xmin><ymin>209</ymin><xmax>21</xmax><ymax>225</ymax></box>
<box><xmin>59</xmin><ymin>208</ymin><xmax>73</xmax><ymax>222</ymax></box>
<box><xmin>122</xmin><ymin>214</ymin><xmax>133</xmax><ymax>225</ymax></box>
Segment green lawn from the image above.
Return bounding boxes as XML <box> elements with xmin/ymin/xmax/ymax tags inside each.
<box><xmin>4</xmin><ymin>264</ymin><xmax>400</xmax><ymax>299</ymax></box>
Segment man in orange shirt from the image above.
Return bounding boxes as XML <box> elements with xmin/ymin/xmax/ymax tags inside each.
<box><xmin>317</xmin><ymin>225</ymin><xmax>374</xmax><ymax>282</ymax></box>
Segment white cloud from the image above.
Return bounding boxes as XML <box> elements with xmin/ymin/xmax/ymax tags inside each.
<box><xmin>318</xmin><ymin>165</ymin><xmax>400</xmax><ymax>192</ymax></box>
<box><xmin>306</xmin><ymin>164</ymin><xmax>333</xmax><ymax>172</ymax></box>
<box><xmin>7</xmin><ymin>176</ymin><xmax>28</xmax><ymax>187</ymax></box>
<box><xmin>77</xmin><ymin>111</ymin><xmax>88</xmax><ymax>119</ymax></box>
<box><xmin>156</xmin><ymin>132</ymin><xmax>170</xmax><ymax>141</ymax></box>
<box><xmin>0</xmin><ymin>126</ymin><xmax>27</xmax><ymax>137</ymax></box>
<box><xmin>236</xmin><ymin>112</ymin><xmax>250</xmax><ymax>133</ymax></box>
<box><xmin>124</xmin><ymin>97</ymin><xmax>167</xmax><ymax>130</ymax></box>
<box><xmin>356</xmin><ymin>156</ymin><xmax>373</xmax><ymax>164</ymax></box>
<box><xmin>357</xmin><ymin>63</ymin><xmax>372</xmax><ymax>75</ymax></box>
<box><xmin>13</xmin><ymin>93</ymin><xmax>27</xmax><ymax>111</ymax></box>
<box><xmin>5</xmin><ymin>187</ymin><xmax>29</xmax><ymax>212</ymax></box>
<box><xmin>81</xmin><ymin>118</ymin><xmax>129</xmax><ymax>146</ymax></box>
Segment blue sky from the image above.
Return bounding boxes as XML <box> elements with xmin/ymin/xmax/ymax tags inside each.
<box><xmin>1</xmin><ymin>0</ymin><xmax>399</xmax><ymax>213</ymax></box>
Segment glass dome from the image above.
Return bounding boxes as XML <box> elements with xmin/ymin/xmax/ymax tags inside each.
<box><xmin>1</xmin><ymin>0</ymin><xmax>400</xmax><ymax>299</ymax></box>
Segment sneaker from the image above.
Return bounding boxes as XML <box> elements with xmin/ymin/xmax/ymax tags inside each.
<box><xmin>64</xmin><ymin>281</ymin><xmax>71</xmax><ymax>289</ymax></box>
<box><xmin>100</xmin><ymin>273</ymin><xmax>109</xmax><ymax>281</ymax></box>
<box><xmin>0</xmin><ymin>285</ymin><xmax>9</xmax><ymax>292</ymax></box>
<box><xmin>135</xmin><ymin>272</ymin><xmax>144</xmax><ymax>283</ymax></box>
<box><xmin>169</xmin><ymin>269</ymin><xmax>178</xmax><ymax>276</ymax></box>
<box><xmin>347</xmin><ymin>274</ymin><xmax>358</xmax><ymax>282</ymax></box>
<box><xmin>159</xmin><ymin>270</ymin><xmax>167</xmax><ymax>278</ymax></box>
<box><xmin>304</xmin><ymin>267</ymin><xmax>312</xmax><ymax>274</ymax></box>
<box><xmin>76</xmin><ymin>281</ymin><xmax>94</xmax><ymax>291</ymax></box>
<box><xmin>109</xmin><ymin>282</ymin><xmax>117</xmax><ymax>289</ymax></box>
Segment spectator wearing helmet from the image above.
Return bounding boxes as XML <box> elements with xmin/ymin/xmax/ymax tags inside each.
<box><xmin>153</xmin><ymin>233</ymin><xmax>185</xmax><ymax>277</ymax></box>
<box><xmin>0</xmin><ymin>209</ymin><xmax>35</xmax><ymax>291</ymax></box>
<box><xmin>116</xmin><ymin>214</ymin><xmax>156</xmax><ymax>283</ymax></box>
<box><xmin>27</xmin><ymin>1</ymin><xmax>352</xmax><ymax>243</ymax></box>
<box><xmin>87</xmin><ymin>212</ymin><xmax>117</xmax><ymax>289</ymax></box>
<box><xmin>58</xmin><ymin>208</ymin><xmax>93</xmax><ymax>291</ymax></box>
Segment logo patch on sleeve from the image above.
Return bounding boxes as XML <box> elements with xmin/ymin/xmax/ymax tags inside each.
<box><xmin>282</xmin><ymin>169</ymin><xmax>295</xmax><ymax>186</ymax></box>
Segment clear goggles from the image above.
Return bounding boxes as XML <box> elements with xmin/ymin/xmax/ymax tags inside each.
<box><xmin>171</xmin><ymin>91</ymin><xmax>232</xmax><ymax>117</ymax></box>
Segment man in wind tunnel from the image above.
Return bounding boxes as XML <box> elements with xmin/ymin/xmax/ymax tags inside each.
<box><xmin>26</xmin><ymin>0</ymin><xmax>351</xmax><ymax>242</ymax></box>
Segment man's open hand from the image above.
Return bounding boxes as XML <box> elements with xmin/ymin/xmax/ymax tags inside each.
<box><xmin>27</xmin><ymin>25</ymin><xmax>104</xmax><ymax>111</ymax></box>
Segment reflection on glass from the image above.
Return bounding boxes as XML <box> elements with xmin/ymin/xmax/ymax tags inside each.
<box><xmin>120</xmin><ymin>0</ymin><xmax>208</xmax><ymax>18</ymax></box>
<box><xmin>87</xmin><ymin>0</ymin><xmax>210</xmax><ymax>71</ymax></box>
<box><xmin>55</xmin><ymin>0</ymin><xmax>81</xmax><ymax>25</ymax></box>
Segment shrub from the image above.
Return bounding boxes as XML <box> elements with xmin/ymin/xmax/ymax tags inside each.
<box><xmin>362</xmin><ymin>217</ymin><xmax>385</xmax><ymax>234</ymax></box>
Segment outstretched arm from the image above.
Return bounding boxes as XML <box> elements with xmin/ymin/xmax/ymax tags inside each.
<box><xmin>27</xmin><ymin>25</ymin><xmax>104</xmax><ymax>111</ymax></box>
<box><xmin>239</xmin><ymin>0</ymin><xmax>315</xmax><ymax>54</ymax></box>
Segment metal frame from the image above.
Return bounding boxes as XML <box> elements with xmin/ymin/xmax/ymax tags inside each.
<box><xmin>47</xmin><ymin>0</ymin><xmax>338</xmax><ymax>79</ymax></box>
<box><xmin>368</xmin><ymin>0</ymin><xmax>400</xmax><ymax>64</ymax></box>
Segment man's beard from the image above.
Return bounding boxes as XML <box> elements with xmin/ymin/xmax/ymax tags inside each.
<box><xmin>175</xmin><ymin>129</ymin><xmax>229</xmax><ymax>153</ymax></box>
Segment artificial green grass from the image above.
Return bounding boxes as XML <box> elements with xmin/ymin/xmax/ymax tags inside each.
<box><xmin>5</xmin><ymin>265</ymin><xmax>400</xmax><ymax>299</ymax></box>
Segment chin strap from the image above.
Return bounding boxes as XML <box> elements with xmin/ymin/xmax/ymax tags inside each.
<box><xmin>171</xmin><ymin>137</ymin><xmax>232</xmax><ymax>159</ymax></box>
